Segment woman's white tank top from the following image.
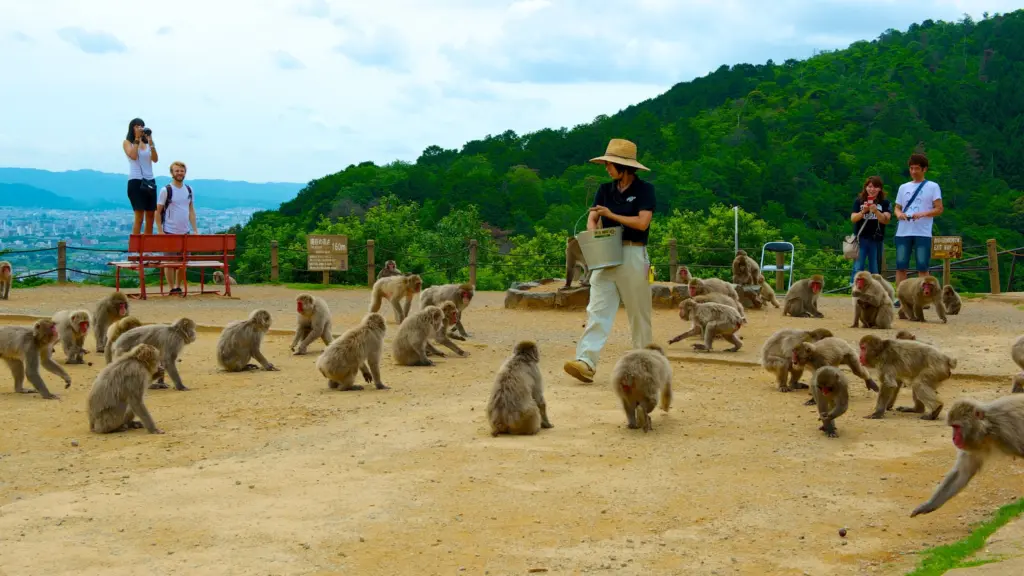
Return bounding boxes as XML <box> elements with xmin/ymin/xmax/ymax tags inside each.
<box><xmin>128</xmin><ymin>142</ymin><xmax>154</xmax><ymax>179</ymax></box>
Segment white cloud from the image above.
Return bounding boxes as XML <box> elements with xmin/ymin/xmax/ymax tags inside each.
<box><xmin>0</xmin><ymin>0</ymin><xmax>1019</xmax><ymax>183</ymax></box>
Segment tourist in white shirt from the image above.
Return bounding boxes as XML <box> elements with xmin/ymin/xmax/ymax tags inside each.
<box><xmin>156</xmin><ymin>161</ymin><xmax>198</xmax><ymax>294</ymax></box>
<box><xmin>893</xmin><ymin>153</ymin><xmax>944</xmax><ymax>295</ymax></box>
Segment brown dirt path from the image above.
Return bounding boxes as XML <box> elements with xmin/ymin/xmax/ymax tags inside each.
<box><xmin>0</xmin><ymin>285</ymin><xmax>1022</xmax><ymax>575</ymax></box>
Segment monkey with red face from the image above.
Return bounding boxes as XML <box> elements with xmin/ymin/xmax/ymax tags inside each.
<box><xmin>783</xmin><ymin>274</ymin><xmax>824</xmax><ymax>318</ymax></box>
<box><xmin>420</xmin><ymin>283</ymin><xmax>475</xmax><ymax>339</ymax></box>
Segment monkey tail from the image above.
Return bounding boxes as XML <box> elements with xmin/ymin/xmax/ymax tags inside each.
<box><xmin>659</xmin><ymin>382</ymin><xmax>672</xmax><ymax>412</ymax></box>
<box><xmin>947</xmin><ymin>356</ymin><xmax>959</xmax><ymax>372</ymax></box>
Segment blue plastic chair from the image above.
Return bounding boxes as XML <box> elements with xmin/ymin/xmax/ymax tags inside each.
<box><xmin>760</xmin><ymin>242</ymin><xmax>795</xmax><ymax>291</ymax></box>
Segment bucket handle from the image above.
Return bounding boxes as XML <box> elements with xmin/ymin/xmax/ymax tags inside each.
<box><xmin>573</xmin><ymin>207</ymin><xmax>604</xmax><ymax>236</ymax></box>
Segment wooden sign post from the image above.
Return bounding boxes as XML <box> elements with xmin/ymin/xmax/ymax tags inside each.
<box><xmin>931</xmin><ymin>236</ymin><xmax>962</xmax><ymax>287</ymax></box>
<box><xmin>306</xmin><ymin>235</ymin><xmax>349</xmax><ymax>285</ymax></box>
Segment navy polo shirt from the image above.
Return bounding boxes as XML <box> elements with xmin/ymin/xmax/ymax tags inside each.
<box><xmin>591</xmin><ymin>177</ymin><xmax>656</xmax><ymax>245</ymax></box>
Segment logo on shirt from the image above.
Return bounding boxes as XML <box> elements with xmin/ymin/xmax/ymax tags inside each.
<box><xmin>626</xmin><ymin>196</ymin><xmax>635</xmax><ymax>202</ymax></box>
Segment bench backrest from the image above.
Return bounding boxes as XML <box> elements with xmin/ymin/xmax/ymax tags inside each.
<box><xmin>128</xmin><ymin>234</ymin><xmax>236</xmax><ymax>256</ymax></box>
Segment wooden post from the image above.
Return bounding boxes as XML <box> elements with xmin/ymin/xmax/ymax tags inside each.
<box><xmin>942</xmin><ymin>258</ymin><xmax>951</xmax><ymax>287</ymax></box>
<box><xmin>668</xmin><ymin>239</ymin><xmax>678</xmax><ymax>282</ymax></box>
<box><xmin>775</xmin><ymin>252</ymin><xmax>785</xmax><ymax>292</ymax></box>
<box><xmin>270</xmin><ymin>241</ymin><xmax>279</xmax><ymax>282</ymax></box>
<box><xmin>57</xmin><ymin>241</ymin><xmax>67</xmax><ymax>284</ymax></box>
<box><xmin>469</xmin><ymin>239</ymin><xmax>478</xmax><ymax>287</ymax></box>
<box><xmin>879</xmin><ymin>246</ymin><xmax>887</xmax><ymax>278</ymax></box>
<box><xmin>367</xmin><ymin>240</ymin><xmax>375</xmax><ymax>287</ymax></box>
<box><xmin>987</xmin><ymin>238</ymin><xmax>1000</xmax><ymax>294</ymax></box>
<box><xmin>322</xmin><ymin>270</ymin><xmax>329</xmax><ymax>285</ymax></box>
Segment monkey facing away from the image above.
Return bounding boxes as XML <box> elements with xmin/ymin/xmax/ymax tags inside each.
<box><xmin>105</xmin><ymin>316</ymin><xmax>143</xmax><ymax>364</ymax></box>
<box><xmin>52</xmin><ymin>309</ymin><xmax>92</xmax><ymax>364</ymax></box>
<box><xmin>563</xmin><ymin>237</ymin><xmax>591</xmax><ymax>289</ymax></box>
<box><xmin>112</xmin><ymin>318</ymin><xmax>197</xmax><ymax>391</ymax></box>
<box><xmin>732</xmin><ymin>249</ymin><xmax>764</xmax><ymax>286</ymax></box>
<box><xmin>811</xmin><ymin>366</ymin><xmax>850</xmax><ymax>438</ymax></box>
<box><xmin>212</xmin><ymin>270</ymin><xmax>237</xmax><ymax>286</ymax></box>
<box><xmin>419</xmin><ymin>282</ymin><xmax>475</xmax><ymax>338</ymax></box>
<box><xmin>792</xmin><ymin>338</ymin><xmax>879</xmax><ymax>401</ymax></box>
<box><xmin>859</xmin><ymin>334</ymin><xmax>957</xmax><ymax>420</ymax></box>
<box><xmin>393</xmin><ymin>306</ymin><xmax>445</xmax><ymax>366</ymax></box>
<box><xmin>871</xmin><ymin>273</ymin><xmax>896</xmax><ymax>302</ymax></box>
<box><xmin>759</xmin><ymin>328</ymin><xmax>835</xmax><ymax>392</ymax></box>
<box><xmin>688</xmin><ymin>277</ymin><xmax>741</xmax><ymax>303</ymax></box>
<box><xmin>783</xmin><ymin>275</ymin><xmax>824</xmax><ymax>318</ymax></box>
<box><xmin>426</xmin><ymin>301</ymin><xmax>468</xmax><ymax>358</ymax></box>
<box><xmin>1012</xmin><ymin>335</ymin><xmax>1024</xmax><ymax>394</ymax></box>
<box><xmin>378</xmin><ymin>260</ymin><xmax>402</xmax><ymax>279</ymax></box>
<box><xmin>0</xmin><ymin>260</ymin><xmax>11</xmax><ymax>299</ymax></box>
<box><xmin>0</xmin><ymin>319</ymin><xmax>72</xmax><ymax>399</ymax></box>
<box><xmin>217</xmin><ymin>309</ymin><xmax>279</xmax><ymax>372</ymax></box>
<box><xmin>93</xmin><ymin>292</ymin><xmax>130</xmax><ymax>353</ymax></box>
<box><xmin>316</xmin><ymin>312</ymin><xmax>389</xmax><ymax>391</ymax></box>
<box><xmin>759</xmin><ymin>279</ymin><xmax>781</xmax><ymax>308</ymax></box>
<box><xmin>292</xmin><ymin>293</ymin><xmax>333</xmax><ymax>355</ymax></box>
<box><xmin>851</xmin><ymin>271</ymin><xmax>895</xmax><ymax>329</ymax></box>
<box><xmin>611</xmin><ymin>343</ymin><xmax>673</xmax><ymax>432</ymax></box>
<box><xmin>486</xmin><ymin>340</ymin><xmax>552</xmax><ymax>436</ymax></box>
<box><xmin>941</xmin><ymin>285</ymin><xmax>962</xmax><ymax>315</ymax></box>
<box><xmin>88</xmin><ymin>343</ymin><xmax>165</xmax><ymax>434</ymax></box>
<box><xmin>897</xmin><ymin>276</ymin><xmax>947</xmax><ymax>323</ymax></box>
<box><xmin>369</xmin><ymin>274</ymin><xmax>423</xmax><ymax>324</ymax></box>
<box><xmin>668</xmin><ymin>300</ymin><xmax>743</xmax><ymax>352</ymax></box>
<box><xmin>910</xmin><ymin>395</ymin><xmax>1024</xmax><ymax>517</ymax></box>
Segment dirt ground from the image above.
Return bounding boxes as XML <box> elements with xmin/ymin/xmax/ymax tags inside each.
<box><xmin>1</xmin><ymin>284</ymin><xmax>1022</xmax><ymax>576</ymax></box>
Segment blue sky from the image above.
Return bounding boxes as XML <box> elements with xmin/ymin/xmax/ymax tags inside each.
<box><xmin>0</xmin><ymin>0</ymin><xmax>1018</xmax><ymax>183</ymax></box>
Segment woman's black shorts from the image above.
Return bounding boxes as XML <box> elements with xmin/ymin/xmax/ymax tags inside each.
<box><xmin>127</xmin><ymin>178</ymin><xmax>157</xmax><ymax>212</ymax></box>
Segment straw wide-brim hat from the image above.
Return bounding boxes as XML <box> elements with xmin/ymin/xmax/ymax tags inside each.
<box><xmin>589</xmin><ymin>138</ymin><xmax>650</xmax><ymax>171</ymax></box>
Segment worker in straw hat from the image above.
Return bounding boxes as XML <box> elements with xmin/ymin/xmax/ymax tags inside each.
<box><xmin>563</xmin><ymin>138</ymin><xmax>656</xmax><ymax>383</ymax></box>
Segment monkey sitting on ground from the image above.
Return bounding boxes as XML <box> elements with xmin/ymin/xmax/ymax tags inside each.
<box><xmin>851</xmin><ymin>271</ymin><xmax>895</xmax><ymax>329</ymax></box>
<box><xmin>378</xmin><ymin>260</ymin><xmax>402</xmax><ymax>279</ymax></box>
<box><xmin>792</xmin><ymin>338</ymin><xmax>879</xmax><ymax>406</ymax></box>
<box><xmin>871</xmin><ymin>273</ymin><xmax>896</xmax><ymax>302</ymax></box>
<box><xmin>759</xmin><ymin>328</ymin><xmax>835</xmax><ymax>392</ymax></box>
<box><xmin>112</xmin><ymin>318</ymin><xmax>197</xmax><ymax>391</ymax></box>
<box><xmin>563</xmin><ymin>237</ymin><xmax>591</xmax><ymax>289</ymax></box>
<box><xmin>783</xmin><ymin>275</ymin><xmax>824</xmax><ymax>318</ymax></box>
<box><xmin>1012</xmin><ymin>335</ymin><xmax>1024</xmax><ymax>394</ymax></box>
<box><xmin>105</xmin><ymin>316</ymin><xmax>143</xmax><ymax>364</ymax></box>
<box><xmin>611</xmin><ymin>343</ymin><xmax>673</xmax><ymax>432</ymax></box>
<box><xmin>316</xmin><ymin>312</ymin><xmax>389</xmax><ymax>391</ymax></box>
<box><xmin>369</xmin><ymin>274</ymin><xmax>422</xmax><ymax>324</ymax></box>
<box><xmin>88</xmin><ymin>343</ymin><xmax>165</xmax><ymax>434</ymax></box>
<box><xmin>419</xmin><ymin>282</ymin><xmax>475</xmax><ymax>338</ymax></box>
<box><xmin>897</xmin><ymin>276</ymin><xmax>947</xmax><ymax>323</ymax></box>
<box><xmin>732</xmin><ymin>249</ymin><xmax>764</xmax><ymax>286</ymax></box>
<box><xmin>393</xmin><ymin>306</ymin><xmax>445</xmax><ymax>366</ymax></box>
<box><xmin>910</xmin><ymin>395</ymin><xmax>1024</xmax><ymax>517</ymax></box>
<box><xmin>52</xmin><ymin>309</ymin><xmax>92</xmax><ymax>364</ymax></box>
<box><xmin>212</xmin><ymin>270</ymin><xmax>237</xmax><ymax>286</ymax></box>
<box><xmin>759</xmin><ymin>279</ymin><xmax>781</xmax><ymax>308</ymax></box>
<box><xmin>0</xmin><ymin>319</ymin><xmax>71</xmax><ymax>399</ymax></box>
<box><xmin>217</xmin><ymin>309</ymin><xmax>279</xmax><ymax>372</ymax></box>
<box><xmin>859</xmin><ymin>334</ymin><xmax>957</xmax><ymax>420</ymax></box>
<box><xmin>291</xmin><ymin>293</ymin><xmax>333</xmax><ymax>355</ymax></box>
<box><xmin>941</xmin><ymin>285</ymin><xmax>962</xmax><ymax>315</ymax></box>
<box><xmin>0</xmin><ymin>260</ymin><xmax>11</xmax><ymax>299</ymax></box>
<box><xmin>676</xmin><ymin>265</ymin><xmax>691</xmax><ymax>284</ymax></box>
<box><xmin>426</xmin><ymin>302</ymin><xmax>469</xmax><ymax>358</ymax></box>
<box><xmin>486</xmin><ymin>340</ymin><xmax>552</xmax><ymax>436</ymax></box>
<box><xmin>811</xmin><ymin>366</ymin><xmax>850</xmax><ymax>438</ymax></box>
<box><xmin>93</xmin><ymin>292</ymin><xmax>130</xmax><ymax>353</ymax></box>
<box><xmin>668</xmin><ymin>300</ymin><xmax>743</xmax><ymax>352</ymax></box>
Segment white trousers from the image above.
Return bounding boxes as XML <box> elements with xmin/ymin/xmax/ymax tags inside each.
<box><xmin>575</xmin><ymin>245</ymin><xmax>653</xmax><ymax>370</ymax></box>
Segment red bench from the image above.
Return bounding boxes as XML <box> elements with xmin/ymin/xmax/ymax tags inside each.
<box><xmin>107</xmin><ymin>234</ymin><xmax>236</xmax><ymax>300</ymax></box>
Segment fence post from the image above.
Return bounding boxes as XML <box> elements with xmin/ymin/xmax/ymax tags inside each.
<box><xmin>880</xmin><ymin>247</ymin><xmax>887</xmax><ymax>278</ymax></box>
<box><xmin>775</xmin><ymin>252</ymin><xmax>785</xmax><ymax>292</ymax></box>
<box><xmin>987</xmin><ymin>239</ymin><xmax>1000</xmax><ymax>294</ymax></box>
<box><xmin>367</xmin><ymin>239</ymin><xmax>375</xmax><ymax>287</ymax></box>
<box><xmin>942</xmin><ymin>258</ymin><xmax>951</xmax><ymax>288</ymax></box>
<box><xmin>469</xmin><ymin>239</ymin><xmax>478</xmax><ymax>287</ymax></box>
<box><xmin>668</xmin><ymin>238</ymin><xmax>678</xmax><ymax>282</ymax></box>
<box><xmin>57</xmin><ymin>241</ymin><xmax>67</xmax><ymax>284</ymax></box>
<box><xmin>270</xmin><ymin>241</ymin><xmax>279</xmax><ymax>282</ymax></box>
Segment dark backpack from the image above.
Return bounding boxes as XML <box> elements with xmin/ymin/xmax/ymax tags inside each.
<box><xmin>160</xmin><ymin>184</ymin><xmax>193</xmax><ymax>221</ymax></box>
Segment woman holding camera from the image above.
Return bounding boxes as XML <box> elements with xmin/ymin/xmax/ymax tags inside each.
<box><xmin>849</xmin><ymin>175</ymin><xmax>891</xmax><ymax>282</ymax></box>
<box><xmin>123</xmin><ymin>118</ymin><xmax>159</xmax><ymax>235</ymax></box>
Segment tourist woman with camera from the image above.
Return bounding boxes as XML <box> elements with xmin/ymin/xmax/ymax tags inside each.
<box><xmin>123</xmin><ymin>118</ymin><xmax>159</xmax><ymax>234</ymax></box>
<box><xmin>849</xmin><ymin>175</ymin><xmax>891</xmax><ymax>282</ymax></box>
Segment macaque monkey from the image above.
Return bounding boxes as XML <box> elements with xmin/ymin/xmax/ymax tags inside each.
<box><xmin>941</xmin><ymin>285</ymin><xmax>962</xmax><ymax>315</ymax></box>
<box><xmin>93</xmin><ymin>292</ymin><xmax>130</xmax><ymax>352</ymax></box>
<box><xmin>897</xmin><ymin>276</ymin><xmax>947</xmax><ymax>323</ymax></box>
<box><xmin>0</xmin><ymin>260</ymin><xmax>11</xmax><ymax>299</ymax></box>
<box><xmin>0</xmin><ymin>319</ymin><xmax>71</xmax><ymax>399</ymax></box>
<box><xmin>111</xmin><ymin>318</ymin><xmax>197</xmax><ymax>391</ymax></box>
<box><xmin>292</xmin><ymin>293</ymin><xmax>333</xmax><ymax>355</ymax></box>
<box><xmin>88</xmin><ymin>343</ymin><xmax>165</xmax><ymax>434</ymax></box>
<box><xmin>316</xmin><ymin>313</ymin><xmax>388</xmax><ymax>391</ymax></box>
<box><xmin>369</xmin><ymin>274</ymin><xmax>423</xmax><ymax>324</ymax></box>
<box><xmin>732</xmin><ymin>249</ymin><xmax>764</xmax><ymax>285</ymax></box>
<box><xmin>811</xmin><ymin>366</ymin><xmax>849</xmax><ymax>438</ymax></box>
<box><xmin>212</xmin><ymin>270</ymin><xmax>237</xmax><ymax>286</ymax></box>
<box><xmin>792</xmin><ymin>338</ymin><xmax>879</xmax><ymax>395</ymax></box>
<box><xmin>676</xmin><ymin>265</ymin><xmax>690</xmax><ymax>284</ymax></box>
<box><xmin>1012</xmin><ymin>335</ymin><xmax>1024</xmax><ymax>394</ymax></box>
<box><xmin>911</xmin><ymin>395</ymin><xmax>1024</xmax><ymax>517</ymax></box>
<box><xmin>871</xmin><ymin>273</ymin><xmax>896</xmax><ymax>302</ymax></box>
<box><xmin>486</xmin><ymin>340</ymin><xmax>552</xmax><ymax>436</ymax></box>
<box><xmin>611</xmin><ymin>343</ymin><xmax>673</xmax><ymax>432</ymax></box>
<box><xmin>783</xmin><ymin>275</ymin><xmax>824</xmax><ymax>318</ymax></box>
<box><xmin>378</xmin><ymin>260</ymin><xmax>402</xmax><ymax>279</ymax></box>
<box><xmin>52</xmin><ymin>309</ymin><xmax>92</xmax><ymax>364</ymax></box>
<box><xmin>217</xmin><ymin>309</ymin><xmax>279</xmax><ymax>372</ymax></box>
<box><xmin>688</xmin><ymin>277</ymin><xmax>740</xmax><ymax>302</ymax></box>
<box><xmin>105</xmin><ymin>316</ymin><xmax>143</xmax><ymax>364</ymax></box>
<box><xmin>426</xmin><ymin>302</ymin><xmax>468</xmax><ymax>358</ymax></box>
<box><xmin>759</xmin><ymin>280</ymin><xmax>781</xmax><ymax>308</ymax></box>
<box><xmin>420</xmin><ymin>282</ymin><xmax>475</xmax><ymax>338</ymax></box>
<box><xmin>392</xmin><ymin>306</ymin><xmax>445</xmax><ymax>367</ymax></box>
<box><xmin>759</xmin><ymin>328</ymin><xmax>834</xmax><ymax>392</ymax></box>
<box><xmin>851</xmin><ymin>271</ymin><xmax>895</xmax><ymax>329</ymax></box>
<box><xmin>563</xmin><ymin>237</ymin><xmax>591</xmax><ymax>288</ymax></box>
<box><xmin>859</xmin><ymin>334</ymin><xmax>957</xmax><ymax>420</ymax></box>
<box><xmin>668</xmin><ymin>300</ymin><xmax>743</xmax><ymax>352</ymax></box>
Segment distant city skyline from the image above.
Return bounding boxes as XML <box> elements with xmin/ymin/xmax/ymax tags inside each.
<box><xmin>0</xmin><ymin>0</ymin><xmax>1018</xmax><ymax>183</ymax></box>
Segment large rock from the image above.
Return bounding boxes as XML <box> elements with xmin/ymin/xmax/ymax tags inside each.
<box><xmin>554</xmin><ymin>286</ymin><xmax>590</xmax><ymax>309</ymax></box>
<box><xmin>736</xmin><ymin>284</ymin><xmax>764</xmax><ymax>309</ymax></box>
<box><xmin>505</xmin><ymin>279</ymin><xmax>686</xmax><ymax>310</ymax></box>
<box><xmin>651</xmin><ymin>284</ymin><xmax>674</xmax><ymax>308</ymax></box>
<box><xmin>504</xmin><ymin>288</ymin><xmax>556</xmax><ymax>310</ymax></box>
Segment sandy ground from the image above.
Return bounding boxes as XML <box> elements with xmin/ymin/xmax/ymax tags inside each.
<box><xmin>0</xmin><ymin>285</ymin><xmax>1023</xmax><ymax>576</ymax></box>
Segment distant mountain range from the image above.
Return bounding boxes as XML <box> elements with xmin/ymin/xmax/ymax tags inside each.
<box><xmin>0</xmin><ymin>167</ymin><xmax>307</xmax><ymax>210</ymax></box>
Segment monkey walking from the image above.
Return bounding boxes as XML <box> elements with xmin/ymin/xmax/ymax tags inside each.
<box><xmin>910</xmin><ymin>395</ymin><xmax>1024</xmax><ymax>517</ymax></box>
<box><xmin>811</xmin><ymin>366</ymin><xmax>849</xmax><ymax>438</ymax></box>
<box><xmin>783</xmin><ymin>275</ymin><xmax>824</xmax><ymax>318</ymax></box>
<box><xmin>859</xmin><ymin>334</ymin><xmax>957</xmax><ymax>420</ymax></box>
<box><xmin>292</xmin><ymin>294</ymin><xmax>334</xmax><ymax>355</ymax></box>
<box><xmin>486</xmin><ymin>341</ymin><xmax>552</xmax><ymax>436</ymax></box>
<box><xmin>1012</xmin><ymin>335</ymin><xmax>1024</xmax><ymax>394</ymax></box>
<box><xmin>792</xmin><ymin>338</ymin><xmax>879</xmax><ymax>399</ymax></box>
<box><xmin>759</xmin><ymin>280</ymin><xmax>781</xmax><ymax>308</ymax></box>
<box><xmin>759</xmin><ymin>328</ymin><xmax>834</xmax><ymax>392</ymax></box>
<box><xmin>88</xmin><ymin>343</ymin><xmax>165</xmax><ymax>434</ymax></box>
<box><xmin>52</xmin><ymin>309</ymin><xmax>92</xmax><ymax>364</ymax></box>
<box><xmin>0</xmin><ymin>320</ymin><xmax>72</xmax><ymax>399</ymax></box>
<box><xmin>897</xmin><ymin>276</ymin><xmax>947</xmax><ymax>323</ymax></box>
<box><xmin>93</xmin><ymin>292</ymin><xmax>130</xmax><ymax>353</ymax></box>
<box><xmin>111</xmin><ymin>318</ymin><xmax>197</xmax><ymax>391</ymax></box>
<box><xmin>611</xmin><ymin>343</ymin><xmax>673</xmax><ymax>432</ymax></box>
<box><xmin>419</xmin><ymin>282</ymin><xmax>475</xmax><ymax>338</ymax></box>
<box><xmin>316</xmin><ymin>313</ymin><xmax>389</xmax><ymax>391</ymax></box>
<box><xmin>563</xmin><ymin>237</ymin><xmax>591</xmax><ymax>289</ymax></box>
<box><xmin>0</xmin><ymin>260</ymin><xmax>11</xmax><ymax>299</ymax></box>
<box><xmin>217</xmin><ymin>309</ymin><xmax>279</xmax><ymax>372</ymax></box>
<box><xmin>369</xmin><ymin>274</ymin><xmax>423</xmax><ymax>324</ymax></box>
<box><xmin>668</xmin><ymin>300</ymin><xmax>743</xmax><ymax>352</ymax></box>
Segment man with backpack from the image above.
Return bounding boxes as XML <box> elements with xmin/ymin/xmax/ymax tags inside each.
<box><xmin>893</xmin><ymin>153</ymin><xmax>944</xmax><ymax>302</ymax></box>
<box><xmin>156</xmin><ymin>161</ymin><xmax>198</xmax><ymax>294</ymax></box>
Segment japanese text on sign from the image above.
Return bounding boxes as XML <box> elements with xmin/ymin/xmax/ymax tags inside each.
<box><xmin>307</xmin><ymin>235</ymin><xmax>349</xmax><ymax>271</ymax></box>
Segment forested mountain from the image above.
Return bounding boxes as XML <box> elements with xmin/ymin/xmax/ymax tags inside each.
<box><xmin>230</xmin><ymin>11</ymin><xmax>1024</xmax><ymax>291</ymax></box>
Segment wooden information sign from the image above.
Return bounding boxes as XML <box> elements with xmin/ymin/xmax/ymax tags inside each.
<box><xmin>931</xmin><ymin>236</ymin><xmax>962</xmax><ymax>260</ymax></box>
<box><xmin>307</xmin><ymin>235</ymin><xmax>349</xmax><ymax>272</ymax></box>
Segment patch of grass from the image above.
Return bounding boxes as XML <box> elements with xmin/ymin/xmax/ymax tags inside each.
<box><xmin>905</xmin><ymin>497</ymin><xmax>1024</xmax><ymax>576</ymax></box>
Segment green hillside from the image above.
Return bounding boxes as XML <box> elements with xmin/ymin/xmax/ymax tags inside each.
<box><xmin>229</xmin><ymin>11</ymin><xmax>1024</xmax><ymax>292</ymax></box>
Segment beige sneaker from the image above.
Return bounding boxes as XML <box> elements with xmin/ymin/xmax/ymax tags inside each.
<box><xmin>563</xmin><ymin>360</ymin><xmax>594</xmax><ymax>383</ymax></box>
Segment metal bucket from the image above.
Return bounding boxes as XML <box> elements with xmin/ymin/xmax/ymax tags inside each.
<box><xmin>575</xmin><ymin>226</ymin><xmax>623</xmax><ymax>270</ymax></box>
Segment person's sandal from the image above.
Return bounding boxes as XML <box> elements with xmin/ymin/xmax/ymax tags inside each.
<box><xmin>563</xmin><ymin>360</ymin><xmax>595</xmax><ymax>383</ymax></box>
